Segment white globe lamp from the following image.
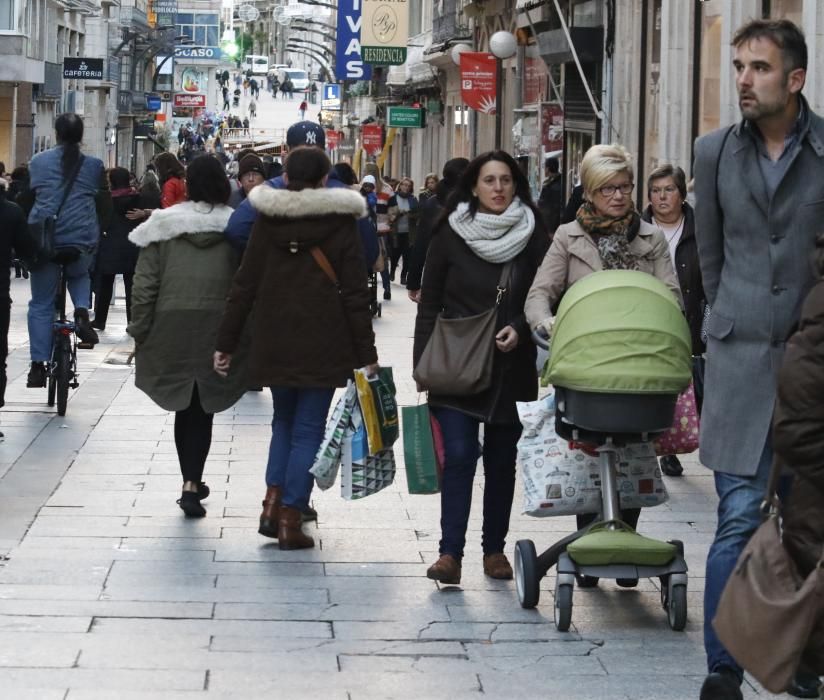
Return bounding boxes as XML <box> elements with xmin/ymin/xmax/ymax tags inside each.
<box><xmin>489</xmin><ymin>31</ymin><xmax>517</xmax><ymax>59</ymax></box>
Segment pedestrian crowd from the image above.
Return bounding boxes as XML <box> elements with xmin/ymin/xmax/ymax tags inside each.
<box><xmin>2</xmin><ymin>17</ymin><xmax>824</xmax><ymax>700</ymax></box>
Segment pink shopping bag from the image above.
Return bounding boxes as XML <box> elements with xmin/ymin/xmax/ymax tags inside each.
<box><xmin>654</xmin><ymin>383</ymin><xmax>700</xmax><ymax>456</ymax></box>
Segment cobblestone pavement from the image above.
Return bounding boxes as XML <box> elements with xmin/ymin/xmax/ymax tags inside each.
<box><xmin>0</xmin><ymin>277</ymin><xmax>789</xmax><ymax>699</ymax></box>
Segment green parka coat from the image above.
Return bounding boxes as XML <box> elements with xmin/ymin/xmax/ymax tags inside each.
<box><xmin>127</xmin><ymin>200</ymin><xmax>249</xmax><ymax>413</ymax></box>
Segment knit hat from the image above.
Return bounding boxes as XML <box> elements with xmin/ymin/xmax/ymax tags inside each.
<box><xmin>361</xmin><ymin>175</ymin><xmax>376</xmax><ymax>187</ymax></box>
<box><xmin>286</xmin><ymin>120</ymin><xmax>325</xmax><ymax>148</ymax></box>
<box><xmin>238</xmin><ymin>154</ymin><xmax>266</xmax><ymax>179</ymax></box>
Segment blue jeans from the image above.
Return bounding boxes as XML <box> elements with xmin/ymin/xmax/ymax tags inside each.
<box><xmin>266</xmin><ymin>386</ymin><xmax>334</xmax><ymax>510</ymax></box>
<box><xmin>704</xmin><ymin>437</ymin><xmax>780</xmax><ymax>677</ymax></box>
<box><xmin>431</xmin><ymin>407</ymin><xmax>521</xmax><ymax>561</ymax></box>
<box><xmin>27</xmin><ymin>253</ymin><xmax>93</xmax><ymax>362</ymax></box>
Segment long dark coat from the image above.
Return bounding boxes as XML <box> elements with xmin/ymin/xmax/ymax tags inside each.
<box><xmin>694</xmin><ymin>97</ymin><xmax>824</xmax><ymax>475</ymax></box>
<box><xmin>215</xmin><ymin>186</ymin><xmax>378</xmax><ymax>388</ymax></box>
<box><xmin>96</xmin><ymin>190</ymin><xmax>143</xmax><ymax>275</ymax></box>
<box><xmin>413</xmin><ymin>216</ymin><xmax>549</xmax><ymax>425</ymax></box>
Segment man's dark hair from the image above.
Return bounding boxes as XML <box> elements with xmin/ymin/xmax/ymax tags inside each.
<box><xmin>186</xmin><ymin>155</ymin><xmax>230</xmax><ymax>205</ymax></box>
<box><xmin>333</xmin><ymin>162</ymin><xmax>358</xmax><ymax>186</ymax></box>
<box><xmin>732</xmin><ymin>19</ymin><xmax>807</xmax><ymax>74</ymax></box>
<box><xmin>545</xmin><ymin>157</ymin><xmax>560</xmax><ymax>174</ymax></box>
<box><xmin>442</xmin><ymin>157</ymin><xmax>470</xmax><ymax>185</ymax></box>
<box><xmin>54</xmin><ymin>113</ymin><xmax>84</xmax><ymax>179</ymax></box>
<box><xmin>647</xmin><ymin>164</ymin><xmax>687</xmax><ymax>200</ymax></box>
<box><xmin>108</xmin><ymin>167</ymin><xmax>132</xmax><ymax>191</ymax></box>
<box><xmin>285</xmin><ymin>146</ymin><xmax>331</xmax><ymax>191</ymax></box>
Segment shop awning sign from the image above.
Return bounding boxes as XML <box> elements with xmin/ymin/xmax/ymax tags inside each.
<box><xmin>63</xmin><ymin>58</ymin><xmax>104</xmax><ymax>80</ymax></box>
<box><xmin>173</xmin><ymin>93</ymin><xmax>206</xmax><ymax>108</ymax></box>
<box><xmin>361</xmin><ymin>0</ymin><xmax>408</xmax><ymax>65</ymax></box>
<box><xmin>460</xmin><ymin>52</ymin><xmax>497</xmax><ymax>114</ymax></box>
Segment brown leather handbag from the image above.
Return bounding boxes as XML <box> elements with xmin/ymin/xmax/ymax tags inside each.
<box><xmin>413</xmin><ymin>262</ymin><xmax>512</xmax><ymax>396</ymax></box>
<box><xmin>712</xmin><ymin>461</ymin><xmax>824</xmax><ymax>693</ymax></box>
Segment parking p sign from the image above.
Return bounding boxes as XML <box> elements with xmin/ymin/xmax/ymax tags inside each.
<box><xmin>322</xmin><ymin>84</ymin><xmax>341</xmax><ymax>111</ymax></box>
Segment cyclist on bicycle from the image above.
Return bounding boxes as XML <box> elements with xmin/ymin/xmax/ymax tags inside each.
<box><xmin>19</xmin><ymin>113</ymin><xmax>111</xmax><ymax>388</ymax></box>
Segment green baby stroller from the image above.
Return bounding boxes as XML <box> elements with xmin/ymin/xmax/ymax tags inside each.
<box><xmin>516</xmin><ymin>270</ymin><xmax>693</xmax><ymax>631</ymax></box>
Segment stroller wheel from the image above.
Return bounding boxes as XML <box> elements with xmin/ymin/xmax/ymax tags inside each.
<box><xmin>667</xmin><ymin>581</ymin><xmax>687</xmax><ymax>631</ymax></box>
<box><xmin>514</xmin><ymin>540</ymin><xmax>539</xmax><ymax>609</ymax></box>
<box><xmin>554</xmin><ymin>577</ymin><xmax>574</xmax><ymax>632</ymax></box>
<box><xmin>575</xmin><ymin>573</ymin><xmax>600</xmax><ymax>588</ymax></box>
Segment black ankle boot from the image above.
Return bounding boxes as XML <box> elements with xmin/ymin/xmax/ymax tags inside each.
<box><xmin>74</xmin><ymin>308</ymin><xmax>99</xmax><ymax>346</ymax></box>
<box><xmin>177</xmin><ymin>491</ymin><xmax>206</xmax><ymax>517</ymax></box>
<box><xmin>26</xmin><ymin>362</ymin><xmax>47</xmax><ymax>388</ymax></box>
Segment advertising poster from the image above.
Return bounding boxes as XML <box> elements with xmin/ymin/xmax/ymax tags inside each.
<box><xmin>361</xmin><ymin>0</ymin><xmax>408</xmax><ymax>65</ymax></box>
<box><xmin>362</xmin><ymin>124</ymin><xmax>383</xmax><ymax>155</ymax></box>
<box><xmin>460</xmin><ymin>52</ymin><xmax>497</xmax><ymax>114</ymax></box>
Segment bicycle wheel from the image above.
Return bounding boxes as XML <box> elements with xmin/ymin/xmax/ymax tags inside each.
<box><xmin>56</xmin><ymin>340</ymin><xmax>71</xmax><ymax>416</ymax></box>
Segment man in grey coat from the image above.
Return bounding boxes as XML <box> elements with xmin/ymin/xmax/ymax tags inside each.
<box><xmin>694</xmin><ymin>19</ymin><xmax>823</xmax><ymax>700</ymax></box>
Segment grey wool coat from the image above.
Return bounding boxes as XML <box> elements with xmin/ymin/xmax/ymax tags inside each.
<box><xmin>127</xmin><ymin>201</ymin><xmax>249</xmax><ymax>414</ymax></box>
<box><xmin>693</xmin><ymin>99</ymin><xmax>824</xmax><ymax>476</ymax></box>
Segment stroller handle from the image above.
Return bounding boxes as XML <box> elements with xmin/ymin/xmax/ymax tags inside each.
<box><xmin>531</xmin><ymin>328</ymin><xmax>550</xmax><ymax>350</ymax></box>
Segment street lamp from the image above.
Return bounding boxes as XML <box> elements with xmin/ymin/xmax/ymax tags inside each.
<box><xmin>489</xmin><ymin>31</ymin><xmax>517</xmax><ymax>151</ymax></box>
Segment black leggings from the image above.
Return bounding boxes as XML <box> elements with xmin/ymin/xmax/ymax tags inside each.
<box><xmin>174</xmin><ymin>384</ymin><xmax>214</xmax><ymax>484</ymax></box>
<box><xmin>389</xmin><ymin>233</ymin><xmax>409</xmax><ymax>280</ymax></box>
<box><xmin>94</xmin><ymin>273</ymin><xmax>134</xmax><ymax>327</ymax></box>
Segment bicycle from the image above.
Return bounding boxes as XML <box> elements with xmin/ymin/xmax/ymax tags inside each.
<box><xmin>46</xmin><ymin>247</ymin><xmax>86</xmax><ymax>416</ymax></box>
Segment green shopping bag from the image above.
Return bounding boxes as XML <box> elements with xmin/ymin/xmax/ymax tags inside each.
<box><xmin>402</xmin><ymin>404</ymin><xmax>441</xmax><ymax>494</ymax></box>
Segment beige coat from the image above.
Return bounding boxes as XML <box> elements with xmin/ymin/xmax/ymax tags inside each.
<box><xmin>524</xmin><ymin>218</ymin><xmax>683</xmax><ymax>329</ymax></box>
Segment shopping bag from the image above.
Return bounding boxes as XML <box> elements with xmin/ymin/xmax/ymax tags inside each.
<box><xmin>341</xmin><ymin>405</ymin><xmax>396</xmax><ymax>500</ymax></box>
<box><xmin>310</xmin><ymin>381</ymin><xmax>357</xmax><ymax>490</ymax></box>
<box><xmin>354</xmin><ymin>367</ymin><xmax>399</xmax><ymax>455</ymax></box>
<box><xmin>402</xmin><ymin>404</ymin><xmax>440</xmax><ymax>494</ymax></box>
<box><xmin>654</xmin><ymin>383</ymin><xmax>700</xmax><ymax>456</ymax></box>
<box><xmin>517</xmin><ymin>395</ymin><xmax>668</xmax><ymax>517</ymax></box>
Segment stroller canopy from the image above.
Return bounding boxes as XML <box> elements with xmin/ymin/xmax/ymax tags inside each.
<box><xmin>547</xmin><ymin>270</ymin><xmax>692</xmax><ymax>394</ymax></box>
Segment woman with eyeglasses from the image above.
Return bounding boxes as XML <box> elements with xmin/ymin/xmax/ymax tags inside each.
<box><xmin>641</xmin><ymin>164</ymin><xmax>707</xmax><ymax>478</ymax></box>
<box><xmin>524</xmin><ymin>143</ymin><xmax>682</xmax><ymax>585</ymax></box>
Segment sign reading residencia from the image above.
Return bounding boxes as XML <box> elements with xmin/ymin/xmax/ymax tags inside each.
<box><xmin>361</xmin><ymin>0</ymin><xmax>408</xmax><ymax>65</ymax></box>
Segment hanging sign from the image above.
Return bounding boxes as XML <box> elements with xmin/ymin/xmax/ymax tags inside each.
<box><xmin>361</xmin><ymin>0</ymin><xmax>408</xmax><ymax>65</ymax></box>
<box><xmin>541</xmin><ymin>103</ymin><xmax>564</xmax><ymax>152</ymax></box>
<box><xmin>387</xmin><ymin>106</ymin><xmax>425</xmax><ymax>128</ymax></box>
<box><xmin>321</xmin><ymin>83</ymin><xmax>341</xmax><ymax>110</ymax></box>
<box><xmin>63</xmin><ymin>58</ymin><xmax>104</xmax><ymax>80</ymax></box>
<box><xmin>460</xmin><ymin>52</ymin><xmax>497</xmax><ymax>114</ymax></box>
<box><xmin>336</xmin><ymin>0</ymin><xmax>373</xmax><ymax>80</ymax></box>
<box><xmin>173</xmin><ymin>94</ymin><xmax>206</xmax><ymax>107</ymax></box>
<box><xmin>362</xmin><ymin>123</ymin><xmax>383</xmax><ymax>155</ymax></box>
<box><xmin>326</xmin><ymin>129</ymin><xmax>342</xmax><ymax>149</ymax></box>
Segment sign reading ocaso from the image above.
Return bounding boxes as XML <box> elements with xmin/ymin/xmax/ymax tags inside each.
<box><xmin>362</xmin><ymin>124</ymin><xmax>383</xmax><ymax>155</ymax></box>
<box><xmin>460</xmin><ymin>52</ymin><xmax>497</xmax><ymax>114</ymax></box>
<box><xmin>173</xmin><ymin>94</ymin><xmax>206</xmax><ymax>108</ymax></box>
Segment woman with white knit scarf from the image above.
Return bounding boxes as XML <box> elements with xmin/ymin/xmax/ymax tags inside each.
<box><xmin>413</xmin><ymin>151</ymin><xmax>549</xmax><ymax>585</ymax></box>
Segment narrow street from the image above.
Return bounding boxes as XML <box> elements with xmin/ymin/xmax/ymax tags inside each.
<box><xmin>0</xmin><ymin>276</ymin><xmax>786</xmax><ymax>699</ymax></box>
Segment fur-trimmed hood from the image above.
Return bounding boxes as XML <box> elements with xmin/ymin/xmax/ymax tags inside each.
<box><xmin>248</xmin><ymin>185</ymin><xmax>367</xmax><ymax>219</ymax></box>
<box><xmin>129</xmin><ymin>201</ymin><xmax>233</xmax><ymax>248</ymax></box>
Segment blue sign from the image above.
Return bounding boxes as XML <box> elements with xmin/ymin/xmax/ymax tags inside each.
<box><xmin>336</xmin><ymin>0</ymin><xmax>371</xmax><ymax>81</ymax></box>
<box><xmin>321</xmin><ymin>83</ymin><xmax>341</xmax><ymax>110</ymax></box>
<box><xmin>174</xmin><ymin>46</ymin><xmax>222</xmax><ymax>60</ymax></box>
<box><xmin>145</xmin><ymin>93</ymin><xmax>162</xmax><ymax>111</ymax></box>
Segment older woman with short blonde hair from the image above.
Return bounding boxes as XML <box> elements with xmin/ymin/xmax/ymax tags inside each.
<box><xmin>523</xmin><ymin>144</ymin><xmax>682</xmax><ymax>581</ymax></box>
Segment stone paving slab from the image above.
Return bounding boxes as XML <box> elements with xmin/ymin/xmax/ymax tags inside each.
<box><xmin>0</xmin><ymin>278</ymin><xmax>793</xmax><ymax>698</ymax></box>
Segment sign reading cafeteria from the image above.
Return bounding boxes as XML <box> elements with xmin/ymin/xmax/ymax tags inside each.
<box><xmin>460</xmin><ymin>52</ymin><xmax>497</xmax><ymax>114</ymax></box>
<box><xmin>62</xmin><ymin>58</ymin><xmax>104</xmax><ymax>80</ymax></box>
<box><xmin>173</xmin><ymin>94</ymin><xmax>206</xmax><ymax>107</ymax></box>
<box><xmin>361</xmin><ymin>0</ymin><xmax>408</xmax><ymax>65</ymax></box>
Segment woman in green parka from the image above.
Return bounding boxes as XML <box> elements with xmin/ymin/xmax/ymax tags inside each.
<box><xmin>127</xmin><ymin>155</ymin><xmax>248</xmax><ymax>517</ymax></box>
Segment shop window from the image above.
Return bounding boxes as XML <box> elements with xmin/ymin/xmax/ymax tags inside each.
<box><xmin>699</xmin><ymin>0</ymin><xmax>723</xmax><ymax>135</ymax></box>
<box><xmin>572</xmin><ymin>0</ymin><xmax>600</xmax><ymax>27</ymax></box>
<box><xmin>176</xmin><ymin>12</ymin><xmax>219</xmax><ymax>47</ymax></box>
<box><xmin>770</xmin><ymin>0</ymin><xmax>802</xmax><ymax>24</ymax></box>
<box><xmin>0</xmin><ymin>0</ymin><xmax>15</xmax><ymax>31</ymax></box>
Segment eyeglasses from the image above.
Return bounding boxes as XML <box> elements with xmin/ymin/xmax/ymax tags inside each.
<box><xmin>597</xmin><ymin>183</ymin><xmax>634</xmax><ymax>197</ymax></box>
<box><xmin>650</xmin><ymin>185</ymin><xmax>680</xmax><ymax>197</ymax></box>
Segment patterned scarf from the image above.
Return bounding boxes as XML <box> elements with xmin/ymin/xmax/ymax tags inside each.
<box><xmin>576</xmin><ymin>201</ymin><xmax>641</xmax><ymax>271</ymax></box>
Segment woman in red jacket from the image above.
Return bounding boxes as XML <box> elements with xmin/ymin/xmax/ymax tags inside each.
<box><xmin>155</xmin><ymin>152</ymin><xmax>186</xmax><ymax>209</ymax></box>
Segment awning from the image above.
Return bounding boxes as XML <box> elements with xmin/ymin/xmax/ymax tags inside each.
<box><xmin>387</xmin><ymin>43</ymin><xmax>439</xmax><ymax>89</ymax></box>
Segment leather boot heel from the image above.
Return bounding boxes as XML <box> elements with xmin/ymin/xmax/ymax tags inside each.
<box><xmin>278</xmin><ymin>505</ymin><xmax>314</xmax><ymax>550</ymax></box>
<box><xmin>259</xmin><ymin>485</ymin><xmax>282</xmax><ymax>538</ymax></box>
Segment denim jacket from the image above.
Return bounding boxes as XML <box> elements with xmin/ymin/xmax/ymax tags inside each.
<box><xmin>27</xmin><ymin>146</ymin><xmax>110</xmax><ymax>249</ymax></box>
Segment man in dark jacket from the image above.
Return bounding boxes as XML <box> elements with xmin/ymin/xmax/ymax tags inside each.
<box><xmin>537</xmin><ymin>157</ymin><xmax>563</xmax><ymax>235</ymax></box>
<box><xmin>404</xmin><ymin>157</ymin><xmax>469</xmax><ymax>301</ymax></box>
<box><xmin>0</xmin><ymin>180</ymin><xmax>34</xmax><ymax>429</ymax></box>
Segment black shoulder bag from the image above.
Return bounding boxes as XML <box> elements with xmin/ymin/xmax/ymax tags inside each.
<box><xmin>26</xmin><ymin>155</ymin><xmax>86</xmax><ymax>267</ymax></box>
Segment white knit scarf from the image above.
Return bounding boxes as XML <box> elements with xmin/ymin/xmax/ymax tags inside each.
<box><xmin>448</xmin><ymin>197</ymin><xmax>535</xmax><ymax>263</ymax></box>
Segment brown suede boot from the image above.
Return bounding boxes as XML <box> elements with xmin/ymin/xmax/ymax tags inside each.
<box><xmin>277</xmin><ymin>505</ymin><xmax>315</xmax><ymax>550</ymax></box>
<box><xmin>426</xmin><ymin>554</ymin><xmax>461</xmax><ymax>584</ymax></box>
<box><xmin>483</xmin><ymin>553</ymin><xmax>513</xmax><ymax>580</ymax></box>
<box><xmin>258</xmin><ymin>485</ymin><xmax>282</xmax><ymax>538</ymax></box>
